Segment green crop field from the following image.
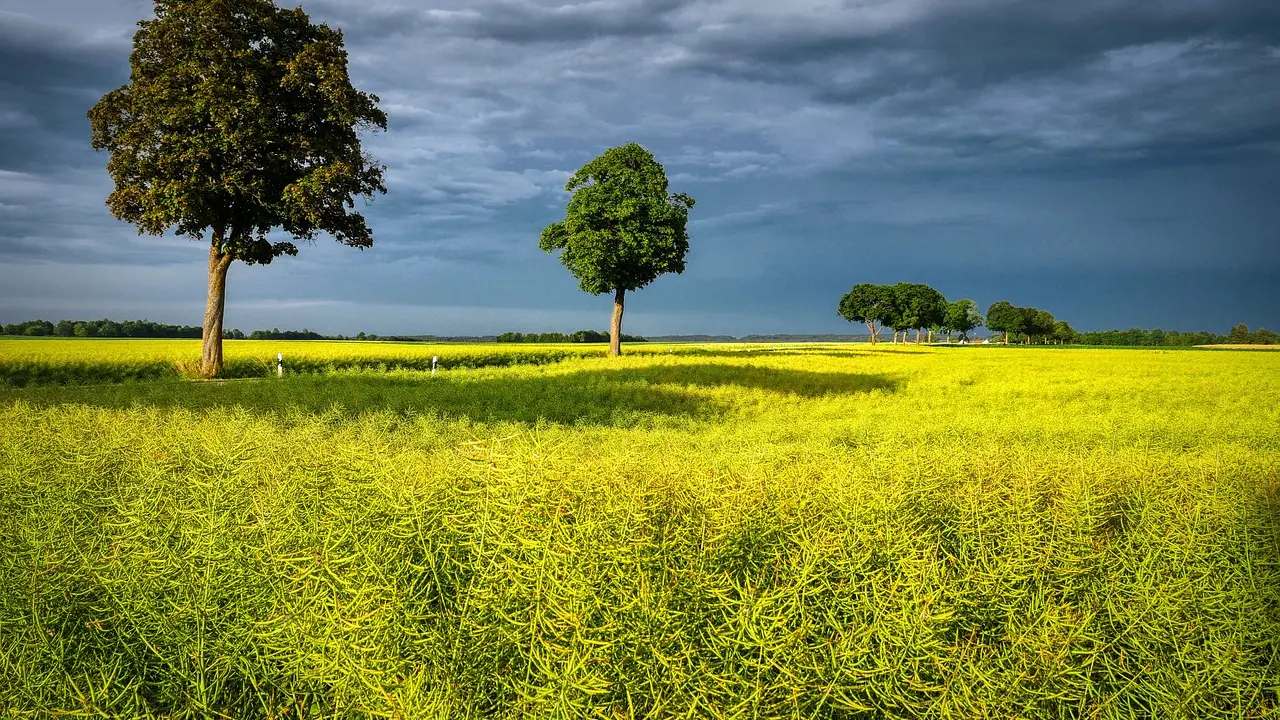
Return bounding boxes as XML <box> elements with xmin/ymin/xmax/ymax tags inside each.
<box><xmin>1</xmin><ymin>339</ymin><xmax>1278</xmax><ymax>718</ymax></box>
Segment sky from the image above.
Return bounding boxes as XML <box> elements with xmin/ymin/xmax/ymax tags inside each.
<box><xmin>1</xmin><ymin>0</ymin><xmax>1278</xmax><ymax>336</ymax></box>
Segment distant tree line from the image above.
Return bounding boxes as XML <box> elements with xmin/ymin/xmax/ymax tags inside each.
<box><xmin>1076</xmin><ymin>325</ymin><xmax>1277</xmax><ymax>347</ymax></box>
<box><xmin>496</xmin><ymin>330</ymin><xmax>648</xmax><ymax>344</ymax></box>
<box><xmin>248</xmin><ymin>328</ymin><xmax>325</xmax><ymax>340</ymax></box>
<box><xmin>0</xmin><ymin>319</ymin><xmax>386</xmax><ymax>341</ymax></box>
<box><xmin>2</xmin><ymin>318</ymin><xmax>216</xmax><ymax>338</ymax></box>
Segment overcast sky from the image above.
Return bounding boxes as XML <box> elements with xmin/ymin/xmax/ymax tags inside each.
<box><xmin>1</xmin><ymin>0</ymin><xmax>1277</xmax><ymax>336</ymax></box>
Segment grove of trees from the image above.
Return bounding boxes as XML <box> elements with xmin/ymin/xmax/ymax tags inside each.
<box><xmin>539</xmin><ymin>143</ymin><xmax>694</xmax><ymax>357</ymax></box>
<box><xmin>89</xmin><ymin>0</ymin><xmax>388</xmax><ymax>377</ymax></box>
<box><xmin>838</xmin><ymin>283</ymin><xmax>984</xmax><ymax>344</ymax></box>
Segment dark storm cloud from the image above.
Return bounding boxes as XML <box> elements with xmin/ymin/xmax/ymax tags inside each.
<box><xmin>309</xmin><ymin>0</ymin><xmax>693</xmax><ymax>44</ymax></box>
<box><xmin>0</xmin><ymin>14</ymin><xmax>127</xmax><ymax>171</ymax></box>
<box><xmin>678</xmin><ymin>1</ymin><xmax>1280</xmax><ymax>92</ymax></box>
<box><xmin>665</xmin><ymin>0</ymin><xmax>1280</xmax><ymax>167</ymax></box>
<box><xmin>1</xmin><ymin>0</ymin><xmax>1278</xmax><ymax>334</ymax></box>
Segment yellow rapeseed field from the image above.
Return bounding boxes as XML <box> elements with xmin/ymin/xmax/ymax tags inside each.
<box><xmin>0</xmin><ymin>337</ymin><xmax>701</xmax><ymax>385</ymax></box>
<box><xmin>1</xmin><ymin>341</ymin><xmax>1277</xmax><ymax>718</ymax></box>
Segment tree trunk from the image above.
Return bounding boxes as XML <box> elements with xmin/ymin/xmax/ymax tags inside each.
<box><xmin>928</xmin><ymin>329</ymin><xmax>934</xmax><ymax>344</ymax></box>
<box><xmin>1002</xmin><ymin>330</ymin><xmax>1009</xmax><ymax>344</ymax></box>
<box><xmin>866</xmin><ymin>321</ymin><xmax>877</xmax><ymax>344</ymax></box>
<box><xmin>609</xmin><ymin>287</ymin><xmax>625</xmax><ymax>357</ymax></box>
<box><xmin>201</xmin><ymin>237</ymin><xmax>233</xmax><ymax>378</ymax></box>
<box><xmin>915</xmin><ymin>329</ymin><xmax>922</xmax><ymax>344</ymax></box>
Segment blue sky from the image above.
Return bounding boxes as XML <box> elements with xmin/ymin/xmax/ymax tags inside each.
<box><xmin>1</xmin><ymin>0</ymin><xmax>1277</xmax><ymax>336</ymax></box>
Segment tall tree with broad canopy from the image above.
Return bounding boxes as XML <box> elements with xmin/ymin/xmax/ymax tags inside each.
<box><xmin>89</xmin><ymin>0</ymin><xmax>387</xmax><ymax>377</ymax></box>
<box><xmin>895</xmin><ymin>283</ymin><xmax>946</xmax><ymax>344</ymax></box>
<box><xmin>1030</xmin><ymin>309</ymin><xmax>1056</xmax><ymax>344</ymax></box>
<box><xmin>1016</xmin><ymin>307</ymin><xmax>1051</xmax><ymax>344</ymax></box>
<box><xmin>540</xmin><ymin>143</ymin><xmax>694</xmax><ymax>357</ymax></box>
<box><xmin>986</xmin><ymin>300</ymin><xmax>1021</xmax><ymax>344</ymax></box>
<box><xmin>944</xmin><ymin>299</ymin><xmax>984</xmax><ymax>342</ymax></box>
<box><xmin>837</xmin><ymin>283</ymin><xmax>895</xmax><ymax>344</ymax></box>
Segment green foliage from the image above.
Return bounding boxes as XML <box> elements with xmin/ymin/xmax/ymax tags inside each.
<box><xmin>2</xmin><ymin>347</ymin><xmax>1279</xmax><ymax>715</ymax></box>
<box><xmin>984</xmin><ymin>301</ymin><xmax>1020</xmax><ymax>342</ymax></box>
<box><xmin>837</xmin><ymin>283</ymin><xmax>896</xmax><ymax>341</ymax></box>
<box><xmin>1026</xmin><ymin>309</ymin><xmax>1056</xmax><ymax>343</ymax></box>
<box><xmin>88</xmin><ymin>0</ymin><xmax>388</xmax><ymax>263</ymax></box>
<box><xmin>944</xmin><ymin>299</ymin><xmax>984</xmax><ymax>339</ymax></box>
<box><xmin>1079</xmin><ymin>328</ymin><xmax>1237</xmax><ymax>347</ymax></box>
<box><xmin>3</xmin><ymin>318</ymin><xmax>212</xmax><ymax>339</ymax></box>
<box><xmin>496</xmin><ymin>330</ymin><xmax>648</xmax><ymax>344</ymax></box>
<box><xmin>539</xmin><ymin>143</ymin><xmax>694</xmax><ymax>295</ymax></box>
<box><xmin>570</xmin><ymin>329</ymin><xmax>609</xmax><ymax>344</ymax></box>
<box><xmin>1226</xmin><ymin>324</ymin><xmax>1280</xmax><ymax>345</ymax></box>
<box><xmin>882</xmin><ymin>283</ymin><xmax>947</xmax><ymax>339</ymax></box>
<box><xmin>1052</xmin><ymin>320</ymin><xmax>1079</xmax><ymax>344</ymax></box>
<box><xmin>838</xmin><ymin>283</ymin><xmax>950</xmax><ymax>342</ymax></box>
<box><xmin>247</xmin><ymin>328</ymin><xmax>327</xmax><ymax>340</ymax></box>
<box><xmin>985</xmin><ymin>302</ymin><xmax>1065</xmax><ymax>344</ymax></box>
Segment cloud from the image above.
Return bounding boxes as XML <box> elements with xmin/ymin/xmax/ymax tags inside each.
<box><xmin>310</xmin><ymin>0</ymin><xmax>694</xmax><ymax>44</ymax></box>
<box><xmin>661</xmin><ymin>0</ymin><xmax>1280</xmax><ymax>168</ymax></box>
<box><xmin>0</xmin><ymin>13</ymin><xmax>129</xmax><ymax>172</ymax></box>
<box><xmin>1</xmin><ymin>0</ymin><xmax>1278</xmax><ymax>333</ymax></box>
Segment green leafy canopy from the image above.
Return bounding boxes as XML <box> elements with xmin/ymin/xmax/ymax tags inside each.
<box><xmin>539</xmin><ymin>143</ymin><xmax>694</xmax><ymax>295</ymax></box>
<box><xmin>88</xmin><ymin>0</ymin><xmax>388</xmax><ymax>264</ymax></box>
<box><xmin>838</xmin><ymin>284</ymin><xmax>895</xmax><ymax>327</ymax></box>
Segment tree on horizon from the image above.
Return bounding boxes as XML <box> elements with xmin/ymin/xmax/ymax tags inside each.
<box><xmin>539</xmin><ymin>143</ymin><xmax>694</xmax><ymax>357</ymax></box>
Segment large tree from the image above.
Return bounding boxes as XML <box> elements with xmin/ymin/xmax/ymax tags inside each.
<box><xmin>985</xmin><ymin>300</ymin><xmax>1022</xmax><ymax>344</ymax></box>
<box><xmin>837</xmin><ymin>283</ymin><xmax>895</xmax><ymax>344</ymax></box>
<box><xmin>1031</xmin><ymin>309</ymin><xmax>1056</xmax><ymax>344</ymax></box>
<box><xmin>540</xmin><ymin>143</ymin><xmax>694</xmax><ymax>357</ymax></box>
<box><xmin>89</xmin><ymin>0</ymin><xmax>387</xmax><ymax>377</ymax></box>
<box><xmin>944</xmin><ymin>299</ymin><xmax>984</xmax><ymax>342</ymax></box>
<box><xmin>894</xmin><ymin>283</ymin><xmax>946</xmax><ymax>344</ymax></box>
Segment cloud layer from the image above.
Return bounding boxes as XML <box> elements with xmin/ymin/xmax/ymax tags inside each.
<box><xmin>1</xmin><ymin>0</ymin><xmax>1277</xmax><ymax>334</ymax></box>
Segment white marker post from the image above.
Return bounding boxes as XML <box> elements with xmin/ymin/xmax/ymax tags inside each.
<box><xmin>432</xmin><ymin>356</ymin><xmax>439</xmax><ymax>375</ymax></box>
<box><xmin>277</xmin><ymin>352</ymin><xmax>283</xmax><ymax>377</ymax></box>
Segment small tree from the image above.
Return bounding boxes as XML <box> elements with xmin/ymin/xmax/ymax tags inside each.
<box><xmin>540</xmin><ymin>143</ymin><xmax>694</xmax><ymax>357</ymax></box>
<box><xmin>945</xmin><ymin>299</ymin><xmax>983</xmax><ymax>342</ymax></box>
<box><xmin>837</xmin><ymin>283</ymin><xmax>894</xmax><ymax>344</ymax></box>
<box><xmin>89</xmin><ymin>0</ymin><xmax>387</xmax><ymax>377</ymax></box>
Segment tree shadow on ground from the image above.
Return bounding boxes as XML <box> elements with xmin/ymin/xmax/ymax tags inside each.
<box><xmin>3</xmin><ymin>364</ymin><xmax>900</xmax><ymax>427</ymax></box>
